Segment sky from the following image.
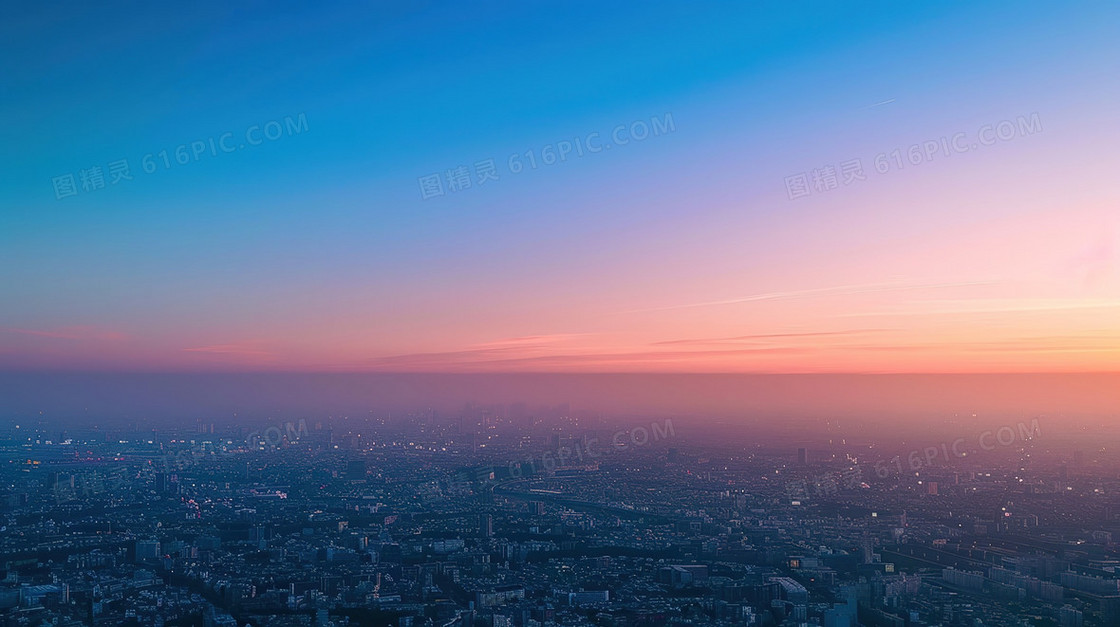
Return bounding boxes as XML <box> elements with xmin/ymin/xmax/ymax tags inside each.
<box><xmin>2</xmin><ymin>1</ymin><xmax>1120</xmax><ymax>375</ymax></box>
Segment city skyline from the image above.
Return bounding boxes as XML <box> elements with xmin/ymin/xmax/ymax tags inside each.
<box><xmin>5</xmin><ymin>4</ymin><xmax>1120</xmax><ymax>625</ymax></box>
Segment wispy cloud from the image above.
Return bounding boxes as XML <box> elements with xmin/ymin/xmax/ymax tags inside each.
<box><xmin>357</xmin><ymin>329</ymin><xmax>1120</xmax><ymax>372</ymax></box>
<box><xmin>363</xmin><ymin>345</ymin><xmax>811</xmax><ymax>371</ymax></box>
<box><xmin>183</xmin><ymin>343</ymin><xmax>275</xmax><ymax>358</ymax></box>
<box><xmin>2</xmin><ymin>326</ymin><xmax>127</xmax><ymax>341</ymax></box>
<box><xmin>653</xmin><ymin>329</ymin><xmax>886</xmax><ymax>346</ymax></box>
<box><xmin>864</xmin><ymin>98</ymin><xmax>896</xmax><ymax>109</ymax></box>
<box><xmin>842</xmin><ymin>299</ymin><xmax>1120</xmax><ymax>318</ymax></box>
<box><xmin>622</xmin><ymin>280</ymin><xmax>997</xmax><ymax>314</ymax></box>
<box><xmin>468</xmin><ymin>334</ymin><xmax>591</xmax><ymax>350</ymax></box>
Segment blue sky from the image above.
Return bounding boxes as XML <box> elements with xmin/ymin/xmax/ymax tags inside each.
<box><xmin>2</xmin><ymin>1</ymin><xmax>1119</xmax><ymax>373</ymax></box>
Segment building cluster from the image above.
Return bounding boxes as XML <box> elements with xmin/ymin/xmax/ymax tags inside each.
<box><xmin>2</xmin><ymin>410</ymin><xmax>1119</xmax><ymax>626</ymax></box>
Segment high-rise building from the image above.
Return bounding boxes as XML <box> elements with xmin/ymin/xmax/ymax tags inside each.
<box><xmin>1059</xmin><ymin>605</ymin><xmax>1084</xmax><ymax>627</ymax></box>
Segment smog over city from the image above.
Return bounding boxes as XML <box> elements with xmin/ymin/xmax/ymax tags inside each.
<box><xmin>3</xmin><ymin>3</ymin><xmax>1120</xmax><ymax>626</ymax></box>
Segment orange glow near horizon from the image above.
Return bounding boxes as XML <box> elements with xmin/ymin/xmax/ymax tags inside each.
<box><xmin>8</xmin><ymin>200</ymin><xmax>1119</xmax><ymax>373</ymax></box>
<box><xmin>5</xmin><ymin>17</ymin><xmax>1119</xmax><ymax>376</ymax></box>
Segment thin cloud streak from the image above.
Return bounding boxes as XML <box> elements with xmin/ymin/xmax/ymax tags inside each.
<box><xmin>653</xmin><ymin>329</ymin><xmax>886</xmax><ymax>346</ymax></box>
<box><xmin>621</xmin><ymin>280</ymin><xmax>999</xmax><ymax>314</ymax></box>
<box><xmin>183</xmin><ymin>343</ymin><xmax>275</xmax><ymax>358</ymax></box>
<box><xmin>2</xmin><ymin>326</ymin><xmax>128</xmax><ymax>341</ymax></box>
<box><xmin>356</xmin><ymin>331</ymin><xmax>1120</xmax><ymax>373</ymax></box>
<box><xmin>468</xmin><ymin>334</ymin><xmax>592</xmax><ymax>350</ymax></box>
<box><xmin>363</xmin><ymin>346</ymin><xmax>811</xmax><ymax>371</ymax></box>
<box><xmin>842</xmin><ymin>299</ymin><xmax>1120</xmax><ymax>318</ymax></box>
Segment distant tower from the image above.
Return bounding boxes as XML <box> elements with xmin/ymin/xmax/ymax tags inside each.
<box><xmin>797</xmin><ymin>448</ymin><xmax>807</xmax><ymax>465</ymax></box>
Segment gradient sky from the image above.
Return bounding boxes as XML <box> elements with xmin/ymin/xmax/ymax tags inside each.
<box><xmin>2</xmin><ymin>1</ymin><xmax>1119</xmax><ymax>373</ymax></box>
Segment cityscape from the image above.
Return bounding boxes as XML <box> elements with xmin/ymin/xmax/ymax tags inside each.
<box><xmin>5</xmin><ymin>405</ymin><xmax>1120</xmax><ymax>626</ymax></box>
<box><xmin>4</xmin><ymin>1</ymin><xmax>1120</xmax><ymax>626</ymax></box>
